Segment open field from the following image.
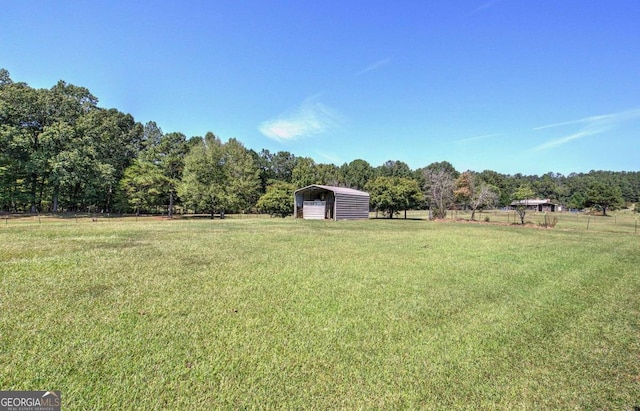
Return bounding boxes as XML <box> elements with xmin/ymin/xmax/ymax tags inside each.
<box><xmin>1</xmin><ymin>217</ymin><xmax>639</xmax><ymax>409</ymax></box>
<box><xmin>2</xmin><ymin>209</ymin><xmax>638</xmax><ymax>235</ymax></box>
<box><xmin>401</xmin><ymin>209</ymin><xmax>640</xmax><ymax>235</ymax></box>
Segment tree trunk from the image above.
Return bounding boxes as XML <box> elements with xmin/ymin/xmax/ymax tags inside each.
<box><xmin>30</xmin><ymin>174</ymin><xmax>38</xmax><ymax>213</ymax></box>
<box><xmin>168</xmin><ymin>191</ymin><xmax>174</xmax><ymax>218</ymax></box>
<box><xmin>52</xmin><ymin>188</ymin><xmax>59</xmax><ymax>213</ymax></box>
<box><xmin>105</xmin><ymin>185</ymin><xmax>113</xmax><ymax>213</ymax></box>
<box><xmin>38</xmin><ymin>175</ymin><xmax>46</xmax><ymax>212</ymax></box>
<box><xmin>471</xmin><ymin>208</ymin><xmax>476</xmax><ymax>221</ymax></box>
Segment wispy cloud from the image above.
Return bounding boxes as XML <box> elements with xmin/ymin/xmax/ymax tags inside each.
<box><xmin>455</xmin><ymin>133</ymin><xmax>502</xmax><ymax>144</ymax></box>
<box><xmin>316</xmin><ymin>151</ymin><xmax>343</xmax><ymax>165</ymax></box>
<box><xmin>258</xmin><ymin>97</ymin><xmax>340</xmax><ymax>142</ymax></box>
<box><xmin>533</xmin><ymin>107</ymin><xmax>640</xmax><ymax>151</ymax></box>
<box><xmin>466</xmin><ymin>0</ymin><xmax>504</xmax><ymax>17</ymax></box>
<box><xmin>355</xmin><ymin>58</ymin><xmax>391</xmax><ymax>76</ymax></box>
<box><xmin>533</xmin><ymin>128</ymin><xmax>606</xmax><ymax>151</ymax></box>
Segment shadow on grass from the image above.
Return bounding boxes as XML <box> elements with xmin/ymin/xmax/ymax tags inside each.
<box><xmin>369</xmin><ymin>217</ymin><xmax>426</xmax><ymax>221</ymax></box>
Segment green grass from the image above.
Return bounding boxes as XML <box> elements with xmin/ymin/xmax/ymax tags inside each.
<box><xmin>1</xmin><ymin>217</ymin><xmax>639</xmax><ymax>409</ymax></box>
<box><xmin>401</xmin><ymin>209</ymin><xmax>640</xmax><ymax>235</ymax></box>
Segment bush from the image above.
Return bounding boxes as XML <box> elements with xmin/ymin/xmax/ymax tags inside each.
<box><xmin>256</xmin><ymin>182</ymin><xmax>295</xmax><ymax>218</ymax></box>
<box><xmin>538</xmin><ymin>214</ymin><xmax>558</xmax><ymax>228</ymax></box>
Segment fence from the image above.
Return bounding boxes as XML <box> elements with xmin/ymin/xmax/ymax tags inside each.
<box><xmin>0</xmin><ymin>212</ymin><xmax>273</xmax><ymax>228</ymax></box>
<box><xmin>2</xmin><ymin>211</ymin><xmax>638</xmax><ymax>235</ymax></box>
<box><xmin>376</xmin><ymin>209</ymin><xmax>639</xmax><ymax>235</ymax></box>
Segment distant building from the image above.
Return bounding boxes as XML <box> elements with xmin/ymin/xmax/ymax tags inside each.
<box><xmin>510</xmin><ymin>198</ymin><xmax>561</xmax><ymax>212</ymax></box>
<box><xmin>294</xmin><ymin>185</ymin><xmax>370</xmax><ymax>220</ymax></box>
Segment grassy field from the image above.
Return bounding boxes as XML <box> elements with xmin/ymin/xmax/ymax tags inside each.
<box><xmin>401</xmin><ymin>209</ymin><xmax>640</xmax><ymax>235</ymax></box>
<box><xmin>1</xmin><ymin>216</ymin><xmax>639</xmax><ymax>409</ymax></box>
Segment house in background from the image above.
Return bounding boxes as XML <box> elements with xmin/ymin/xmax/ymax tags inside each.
<box><xmin>510</xmin><ymin>198</ymin><xmax>561</xmax><ymax>212</ymax></box>
<box><xmin>294</xmin><ymin>185</ymin><xmax>370</xmax><ymax>220</ymax></box>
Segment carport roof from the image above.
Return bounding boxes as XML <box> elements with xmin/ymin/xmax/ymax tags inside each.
<box><xmin>295</xmin><ymin>185</ymin><xmax>370</xmax><ymax>197</ymax></box>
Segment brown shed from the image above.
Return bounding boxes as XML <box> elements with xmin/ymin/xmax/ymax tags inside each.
<box><xmin>294</xmin><ymin>185</ymin><xmax>370</xmax><ymax>220</ymax></box>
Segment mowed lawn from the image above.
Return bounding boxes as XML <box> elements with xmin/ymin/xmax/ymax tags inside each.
<box><xmin>1</xmin><ymin>217</ymin><xmax>639</xmax><ymax>409</ymax></box>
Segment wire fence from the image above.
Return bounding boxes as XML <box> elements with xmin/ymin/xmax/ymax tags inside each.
<box><xmin>380</xmin><ymin>209</ymin><xmax>640</xmax><ymax>235</ymax></box>
<box><xmin>0</xmin><ymin>212</ymin><xmax>273</xmax><ymax>228</ymax></box>
<box><xmin>2</xmin><ymin>210</ymin><xmax>638</xmax><ymax>235</ymax></box>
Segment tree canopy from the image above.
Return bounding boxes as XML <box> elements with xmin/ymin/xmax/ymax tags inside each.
<box><xmin>366</xmin><ymin>176</ymin><xmax>422</xmax><ymax>218</ymax></box>
<box><xmin>1</xmin><ymin>69</ymin><xmax>639</xmax><ymax>216</ymax></box>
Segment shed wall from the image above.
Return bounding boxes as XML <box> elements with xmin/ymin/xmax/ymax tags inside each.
<box><xmin>334</xmin><ymin>193</ymin><xmax>370</xmax><ymax>220</ymax></box>
<box><xmin>303</xmin><ymin>201</ymin><xmax>326</xmax><ymax>220</ymax></box>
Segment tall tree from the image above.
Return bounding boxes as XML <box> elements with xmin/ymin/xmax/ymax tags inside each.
<box><xmin>425</xmin><ymin>161</ymin><xmax>459</xmax><ymax>179</ymax></box>
<box><xmin>0</xmin><ymin>76</ymin><xmax>106</xmax><ymax>212</ymax></box>
<box><xmin>316</xmin><ymin>163</ymin><xmax>342</xmax><ymax>186</ymax></box>
<box><xmin>0</xmin><ymin>82</ymin><xmax>49</xmax><ymax>212</ymax></box>
<box><xmin>585</xmin><ymin>179</ymin><xmax>623</xmax><ymax>216</ymax></box>
<box><xmin>75</xmin><ymin>108</ymin><xmax>143</xmax><ymax>212</ymax></box>
<box><xmin>42</xmin><ymin>82</ymin><xmax>100</xmax><ymax>211</ymax></box>
<box><xmin>0</xmin><ymin>68</ymin><xmax>12</xmax><ymax>86</ymax></box>
<box><xmin>223</xmin><ymin>138</ymin><xmax>261</xmax><ymax>213</ymax></box>
<box><xmin>118</xmin><ymin>159</ymin><xmax>165</xmax><ymax>214</ymax></box>
<box><xmin>366</xmin><ymin>176</ymin><xmax>422</xmax><ymax>219</ymax></box>
<box><xmin>159</xmin><ymin>132</ymin><xmax>189</xmax><ymax>216</ymax></box>
<box><xmin>377</xmin><ymin>160</ymin><xmax>413</xmax><ymax>178</ymax></box>
<box><xmin>291</xmin><ymin>157</ymin><xmax>318</xmax><ymax>188</ymax></box>
<box><xmin>179</xmin><ymin>133</ymin><xmax>226</xmax><ymax>218</ymax></box>
<box><xmin>423</xmin><ymin>168</ymin><xmax>455</xmax><ymax>219</ymax></box>
<box><xmin>454</xmin><ymin>171</ymin><xmax>498</xmax><ymax>220</ymax></box>
<box><xmin>141</xmin><ymin>130</ymin><xmax>189</xmax><ymax>217</ymax></box>
<box><xmin>341</xmin><ymin>159</ymin><xmax>374</xmax><ymax>189</ymax></box>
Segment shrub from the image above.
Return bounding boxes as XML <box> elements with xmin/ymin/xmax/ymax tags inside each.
<box><xmin>538</xmin><ymin>214</ymin><xmax>558</xmax><ymax>228</ymax></box>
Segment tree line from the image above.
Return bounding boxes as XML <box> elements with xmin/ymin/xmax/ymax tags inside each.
<box><xmin>1</xmin><ymin>69</ymin><xmax>638</xmax><ymax>218</ymax></box>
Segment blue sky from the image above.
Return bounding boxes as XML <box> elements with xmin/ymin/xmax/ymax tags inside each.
<box><xmin>2</xmin><ymin>1</ymin><xmax>639</xmax><ymax>175</ymax></box>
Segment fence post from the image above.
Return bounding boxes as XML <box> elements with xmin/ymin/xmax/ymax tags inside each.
<box><xmin>586</xmin><ymin>216</ymin><xmax>590</xmax><ymax>231</ymax></box>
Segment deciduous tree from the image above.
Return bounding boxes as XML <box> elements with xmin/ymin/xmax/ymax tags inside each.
<box><xmin>179</xmin><ymin>133</ymin><xmax>226</xmax><ymax>218</ymax></box>
<box><xmin>377</xmin><ymin>160</ymin><xmax>412</xmax><ymax>179</ymax></box>
<box><xmin>454</xmin><ymin>171</ymin><xmax>498</xmax><ymax>220</ymax></box>
<box><xmin>341</xmin><ymin>159</ymin><xmax>374</xmax><ymax>190</ymax></box>
<box><xmin>223</xmin><ymin>138</ymin><xmax>261</xmax><ymax>213</ymax></box>
<box><xmin>423</xmin><ymin>169</ymin><xmax>455</xmax><ymax>219</ymax></box>
<box><xmin>365</xmin><ymin>176</ymin><xmax>422</xmax><ymax>218</ymax></box>
<box><xmin>512</xmin><ymin>184</ymin><xmax>536</xmax><ymax>224</ymax></box>
<box><xmin>256</xmin><ymin>181</ymin><xmax>295</xmax><ymax>217</ymax></box>
<box><xmin>119</xmin><ymin>159</ymin><xmax>164</xmax><ymax>214</ymax></box>
<box><xmin>291</xmin><ymin>157</ymin><xmax>317</xmax><ymax>188</ymax></box>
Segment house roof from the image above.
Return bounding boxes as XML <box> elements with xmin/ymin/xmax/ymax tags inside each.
<box><xmin>295</xmin><ymin>184</ymin><xmax>370</xmax><ymax>197</ymax></box>
<box><xmin>510</xmin><ymin>198</ymin><xmax>557</xmax><ymax>206</ymax></box>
